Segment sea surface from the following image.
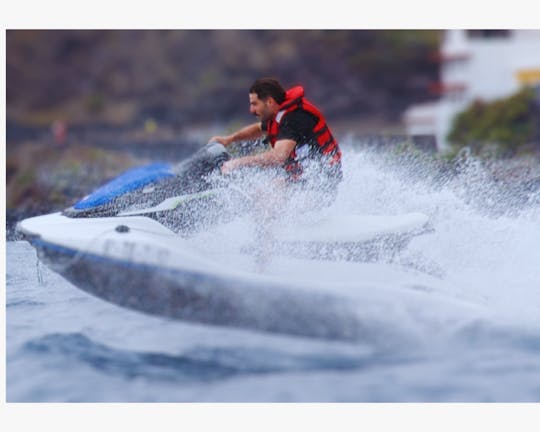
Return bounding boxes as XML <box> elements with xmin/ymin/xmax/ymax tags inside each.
<box><xmin>6</xmin><ymin>141</ymin><xmax>540</xmax><ymax>402</ymax></box>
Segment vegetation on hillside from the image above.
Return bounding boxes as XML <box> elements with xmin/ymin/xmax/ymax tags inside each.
<box><xmin>7</xmin><ymin>30</ymin><xmax>440</xmax><ymax>128</ymax></box>
<box><xmin>447</xmin><ymin>87</ymin><xmax>540</xmax><ymax>158</ymax></box>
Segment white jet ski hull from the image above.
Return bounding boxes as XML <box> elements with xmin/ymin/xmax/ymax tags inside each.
<box><xmin>18</xmin><ymin>213</ymin><xmax>363</xmax><ymax>340</ymax></box>
<box><xmin>17</xmin><ymin>210</ymin><xmax>430</xmax><ymax>340</ymax></box>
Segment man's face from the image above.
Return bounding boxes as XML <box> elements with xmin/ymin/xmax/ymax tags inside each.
<box><xmin>249</xmin><ymin>93</ymin><xmax>277</xmax><ymax>122</ymax></box>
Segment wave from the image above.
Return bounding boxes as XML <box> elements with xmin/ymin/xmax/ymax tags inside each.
<box><xmin>20</xmin><ymin>332</ymin><xmax>397</xmax><ymax>382</ymax></box>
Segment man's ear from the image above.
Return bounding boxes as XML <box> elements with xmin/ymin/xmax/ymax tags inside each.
<box><xmin>266</xmin><ymin>97</ymin><xmax>277</xmax><ymax>108</ymax></box>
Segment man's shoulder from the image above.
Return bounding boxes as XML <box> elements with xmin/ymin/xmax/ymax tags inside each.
<box><xmin>281</xmin><ymin>109</ymin><xmax>318</xmax><ymax>127</ymax></box>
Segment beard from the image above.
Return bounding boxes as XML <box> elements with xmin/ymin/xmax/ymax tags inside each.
<box><xmin>256</xmin><ymin>108</ymin><xmax>274</xmax><ymax>123</ymax></box>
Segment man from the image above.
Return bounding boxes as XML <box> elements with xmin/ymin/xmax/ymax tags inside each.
<box><xmin>209</xmin><ymin>78</ymin><xmax>342</xmax><ymax>209</ymax></box>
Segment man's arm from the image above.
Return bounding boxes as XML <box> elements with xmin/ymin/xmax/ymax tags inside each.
<box><xmin>221</xmin><ymin>139</ymin><xmax>296</xmax><ymax>174</ymax></box>
<box><xmin>209</xmin><ymin>123</ymin><xmax>263</xmax><ymax>147</ymax></box>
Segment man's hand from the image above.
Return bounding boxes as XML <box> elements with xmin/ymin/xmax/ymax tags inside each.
<box><xmin>209</xmin><ymin>123</ymin><xmax>262</xmax><ymax>147</ymax></box>
<box><xmin>209</xmin><ymin>135</ymin><xmax>233</xmax><ymax>146</ymax></box>
<box><xmin>221</xmin><ymin>159</ymin><xmax>239</xmax><ymax>175</ymax></box>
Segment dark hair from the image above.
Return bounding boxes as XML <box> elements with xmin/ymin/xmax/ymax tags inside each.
<box><xmin>249</xmin><ymin>78</ymin><xmax>286</xmax><ymax>104</ymax></box>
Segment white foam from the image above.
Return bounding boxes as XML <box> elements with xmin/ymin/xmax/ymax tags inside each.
<box><xmin>188</xmin><ymin>140</ymin><xmax>540</xmax><ymax>331</ymax></box>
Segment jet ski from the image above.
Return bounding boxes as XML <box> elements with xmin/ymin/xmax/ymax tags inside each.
<box><xmin>16</xmin><ymin>142</ymin><xmax>431</xmax><ymax>340</ymax></box>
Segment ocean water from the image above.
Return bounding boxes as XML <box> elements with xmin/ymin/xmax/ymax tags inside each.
<box><xmin>6</xmin><ymin>142</ymin><xmax>540</xmax><ymax>402</ymax></box>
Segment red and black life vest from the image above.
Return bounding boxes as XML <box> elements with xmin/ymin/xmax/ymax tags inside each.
<box><xmin>266</xmin><ymin>86</ymin><xmax>342</xmax><ymax>180</ymax></box>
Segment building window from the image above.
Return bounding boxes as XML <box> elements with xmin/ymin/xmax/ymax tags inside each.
<box><xmin>467</xmin><ymin>30</ymin><xmax>511</xmax><ymax>39</ymax></box>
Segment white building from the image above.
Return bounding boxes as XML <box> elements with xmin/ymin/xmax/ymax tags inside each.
<box><xmin>403</xmin><ymin>30</ymin><xmax>540</xmax><ymax>152</ymax></box>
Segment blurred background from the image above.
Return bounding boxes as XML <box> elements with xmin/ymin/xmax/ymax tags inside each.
<box><xmin>6</xmin><ymin>29</ymin><xmax>540</xmax><ymax>234</ymax></box>
<box><xmin>6</xmin><ymin>30</ymin><xmax>441</xmax><ymax>133</ymax></box>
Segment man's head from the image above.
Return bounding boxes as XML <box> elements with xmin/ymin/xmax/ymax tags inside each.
<box><xmin>249</xmin><ymin>78</ymin><xmax>286</xmax><ymax>122</ymax></box>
